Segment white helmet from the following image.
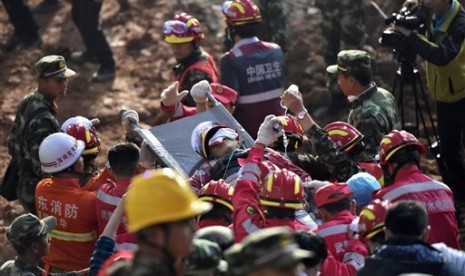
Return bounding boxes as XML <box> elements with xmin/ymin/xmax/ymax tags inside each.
<box><xmin>39</xmin><ymin>133</ymin><xmax>85</xmax><ymax>173</ymax></box>
<box><xmin>60</xmin><ymin>116</ymin><xmax>94</xmax><ymax>132</ymax></box>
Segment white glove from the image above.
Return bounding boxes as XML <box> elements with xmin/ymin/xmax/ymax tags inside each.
<box><xmin>190</xmin><ymin>80</ymin><xmax>211</xmax><ymax>104</ymax></box>
<box><xmin>161</xmin><ymin>81</ymin><xmax>189</xmax><ymax>106</ymax></box>
<box><xmin>121</xmin><ymin>110</ymin><xmax>139</xmax><ymax>131</ymax></box>
<box><xmin>256</xmin><ymin>115</ymin><xmax>282</xmax><ymax>147</ymax></box>
<box><xmin>139</xmin><ymin>140</ymin><xmax>156</xmax><ymax>168</ymax></box>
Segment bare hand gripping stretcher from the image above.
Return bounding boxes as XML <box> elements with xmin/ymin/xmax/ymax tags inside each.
<box><xmin>125</xmin><ymin>92</ymin><xmax>254</xmax><ymax>178</ymax></box>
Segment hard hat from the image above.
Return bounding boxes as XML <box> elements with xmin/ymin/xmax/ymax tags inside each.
<box><xmin>163</xmin><ymin>13</ymin><xmax>204</xmax><ymax>43</ymax></box>
<box><xmin>125</xmin><ymin>168</ymin><xmax>212</xmax><ymax>233</ymax></box>
<box><xmin>274</xmin><ymin>115</ymin><xmax>304</xmax><ymax>151</ymax></box>
<box><xmin>60</xmin><ymin>116</ymin><xmax>94</xmax><ymax>132</ymax></box>
<box><xmin>222</xmin><ymin>0</ymin><xmax>262</xmax><ymax>27</ymax></box>
<box><xmin>378</xmin><ymin>130</ymin><xmax>426</xmax><ymax>167</ymax></box>
<box><xmin>194</xmin><ymin>226</ymin><xmax>235</xmax><ymax>251</ymax></box>
<box><xmin>358</xmin><ymin>199</ymin><xmax>392</xmax><ymax>240</ymax></box>
<box><xmin>191</xmin><ymin>121</ymin><xmax>238</xmax><ymax>159</ymax></box>
<box><xmin>64</xmin><ymin>123</ymin><xmax>101</xmax><ymax>157</ymax></box>
<box><xmin>39</xmin><ymin>133</ymin><xmax>85</xmax><ymax>173</ymax></box>
<box><xmin>199</xmin><ymin>179</ymin><xmax>235</xmax><ymax>211</ymax></box>
<box><xmin>259</xmin><ymin>168</ymin><xmax>304</xmax><ymax>209</ymax></box>
<box><xmin>323</xmin><ymin>121</ymin><xmax>364</xmax><ymax>153</ymax></box>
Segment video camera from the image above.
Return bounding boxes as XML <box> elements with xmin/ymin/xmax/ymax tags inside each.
<box><xmin>379</xmin><ymin>4</ymin><xmax>430</xmax><ymax>63</ymax></box>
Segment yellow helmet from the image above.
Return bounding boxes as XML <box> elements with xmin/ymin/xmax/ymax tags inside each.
<box><xmin>125</xmin><ymin>168</ymin><xmax>212</xmax><ymax>233</ymax></box>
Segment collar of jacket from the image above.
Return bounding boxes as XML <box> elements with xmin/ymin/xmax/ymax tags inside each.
<box><xmin>349</xmin><ymin>83</ymin><xmax>378</xmax><ymax>109</ymax></box>
<box><xmin>172</xmin><ymin>47</ymin><xmax>204</xmax><ymax>76</ymax></box>
<box><xmin>35</xmin><ymin>90</ymin><xmax>58</xmax><ymax>114</ymax></box>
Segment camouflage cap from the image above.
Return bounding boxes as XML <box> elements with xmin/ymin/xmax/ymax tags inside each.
<box><xmin>326</xmin><ymin>50</ymin><xmax>371</xmax><ymax>75</ymax></box>
<box><xmin>6</xmin><ymin>214</ymin><xmax>56</xmax><ymax>249</ymax></box>
<box><xmin>225</xmin><ymin>227</ymin><xmax>314</xmax><ymax>273</ymax></box>
<box><xmin>35</xmin><ymin>55</ymin><xmax>76</xmax><ymax>78</ymax></box>
<box><xmin>184</xmin><ymin>238</ymin><xmax>228</xmax><ymax>276</ymax></box>
<box><xmin>194</xmin><ymin>225</ymin><xmax>234</xmax><ymax>251</ymax></box>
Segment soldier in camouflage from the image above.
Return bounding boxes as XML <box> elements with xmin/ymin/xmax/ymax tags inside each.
<box><xmin>223</xmin><ymin>0</ymin><xmax>289</xmax><ymax>52</ymax></box>
<box><xmin>7</xmin><ymin>55</ymin><xmax>76</xmax><ymax>213</ymax></box>
<box><xmin>0</xmin><ymin>213</ymin><xmax>86</xmax><ymax>275</ymax></box>
<box><xmin>326</xmin><ymin>50</ymin><xmax>401</xmax><ymax>159</ymax></box>
<box><xmin>316</xmin><ymin>0</ymin><xmax>367</xmax><ymax>109</ymax></box>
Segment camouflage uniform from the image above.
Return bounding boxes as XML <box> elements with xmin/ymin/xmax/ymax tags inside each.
<box><xmin>348</xmin><ymin>85</ymin><xmax>401</xmax><ymax>159</ymax></box>
<box><xmin>223</xmin><ymin>0</ymin><xmax>289</xmax><ymax>52</ymax></box>
<box><xmin>0</xmin><ymin>214</ymin><xmax>77</xmax><ymax>276</ymax></box>
<box><xmin>7</xmin><ymin>91</ymin><xmax>60</xmax><ymax>213</ymax></box>
<box><xmin>184</xmin><ymin>239</ymin><xmax>226</xmax><ymax>276</ymax></box>
<box><xmin>327</xmin><ymin>50</ymin><xmax>401</xmax><ymax>159</ymax></box>
<box><xmin>7</xmin><ymin>55</ymin><xmax>75</xmax><ymax>213</ymax></box>
<box><xmin>316</xmin><ymin>0</ymin><xmax>366</xmax><ymax>106</ymax></box>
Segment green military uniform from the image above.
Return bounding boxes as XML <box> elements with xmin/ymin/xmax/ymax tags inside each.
<box><xmin>316</xmin><ymin>0</ymin><xmax>366</xmax><ymax>107</ymax></box>
<box><xmin>327</xmin><ymin>50</ymin><xmax>401</xmax><ymax>159</ymax></box>
<box><xmin>184</xmin><ymin>239</ymin><xmax>227</xmax><ymax>276</ymax></box>
<box><xmin>7</xmin><ymin>55</ymin><xmax>75</xmax><ymax>213</ymax></box>
<box><xmin>224</xmin><ymin>227</ymin><xmax>314</xmax><ymax>276</ymax></box>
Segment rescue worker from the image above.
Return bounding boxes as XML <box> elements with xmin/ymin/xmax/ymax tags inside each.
<box><xmin>7</xmin><ymin>55</ymin><xmax>76</xmax><ymax>213</ymax></box>
<box><xmin>198</xmin><ymin>179</ymin><xmax>235</xmax><ymax>229</ymax></box>
<box><xmin>357</xmin><ymin>199</ymin><xmax>392</xmax><ymax>254</ymax></box>
<box><xmin>220</xmin><ymin>0</ymin><xmax>285</xmax><ymax>137</ymax></box>
<box><xmin>163</xmin><ymin>12</ymin><xmax>218</xmax><ymax>107</ymax></box>
<box><xmin>35</xmin><ymin>132</ymin><xmax>98</xmax><ymax>273</ymax></box>
<box><xmin>160</xmin><ymin>80</ymin><xmax>237</xmax><ymax>122</ymax></box>
<box><xmin>232</xmin><ymin>115</ymin><xmax>308</xmax><ymax>241</ymax></box>
<box><xmin>61</xmin><ymin>116</ymin><xmax>102</xmax><ymax>186</ymax></box>
<box><xmin>313</xmin><ymin>182</ymin><xmax>368</xmax><ymax>273</ymax></box>
<box><xmin>95</xmin><ymin>142</ymin><xmax>140</xmax><ymax>250</ymax></box>
<box><xmin>326</xmin><ymin>50</ymin><xmax>401</xmax><ymax>159</ymax></box>
<box><xmin>224</xmin><ymin>227</ymin><xmax>313</xmax><ymax>276</ymax></box>
<box><xmin>280</xmin><ymin>85</ymin><xmax>382</xmax><ymax>183</ymax></box>
<box><xmin>105</xmin><ymin>168</ymin><xmax>212</xmax><ymax>275</ymax></box>
<box><xmin>0</xmin><ymin>213</ymin><xmax>88</xmax><ymax>275</ymax></box>
<box><xmin>374</xmin><ymin>130</ymin><xmax>460</xmax><ymax>249</ymax></box>
<box><xmin>346</xmin><ymin>172</ymin><xmax>381</xmax><ymax>212</ymax></box>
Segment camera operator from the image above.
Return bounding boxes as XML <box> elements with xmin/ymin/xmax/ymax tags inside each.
<box><xmin>394</xmin><ymin>0</ymin><xmax>465</xmax><ymax>207</ymax></box>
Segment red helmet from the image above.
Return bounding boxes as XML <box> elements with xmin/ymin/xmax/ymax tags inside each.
<box><xmin>259</xmin><ymin>168</ymin><xmax>304</xmax><ymax>209</ymax></box>
<box><xmin>378</xmin><ymin>130</ymin><xmax>426</xmax><ymax>167</ymax></box>
<box><xmin>65</xmin><ymin>123</ymin><xmax>101</xmax><ymax>157</ymax></box>
<box><xmin>323</xmin><ymin>121</ymin><xmax>364</xmax><ymax>154</ymax></box>
<box><xmin>199</xmin><ymin>179</ymin><xmax>235</xmax><ymax>211</ymax></box>
<box><xmin>358</xmin><ymin>199</ymin><xmax>392</xmax><ymax>240</ymax></box>
<box><xmin>163</xmin><ymin>13</ymin><xmax>204</xmax><ymax>43</ymax></box>
<box><xmin>191</xmin><ymin>121</ymin><xmax>238</xmax><ymax>159</ymax></box>
<box><xmin>222</xmin><ymin>0</ymin><xmax>262</xmax><ymax>27</ymax></box>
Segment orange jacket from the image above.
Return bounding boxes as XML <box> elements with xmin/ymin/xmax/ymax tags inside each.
<box><xmin>84</xmin><ymin>166</ymin><xmax>113</xmax><ymax>192</ymax></box>
<box><xmin>35</xmin><ymin>177</ymin><xmax>98</xmax><ymax>271</ymax></box>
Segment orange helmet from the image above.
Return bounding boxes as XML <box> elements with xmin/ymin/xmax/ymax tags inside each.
<box><xmin>64</xmin><ymin>123</ymin><xmax>101</xmax><ymax>157</ymax></box>
<box><xmin>358</xmin><ymin>199</ymin><xmax>392</xmax><ymax>240</ymax></box>
<box><xmin>199</xmin><ymin>179</ymin><xmax>235</xmax><ymax>211</ymax></box>
<box><xmin>323</xmin><ymin>121</ymin><xmax>364</xmax><ymax>154</ymax></box>
<box><xmin>222</xmin><ymin>0</ymin><xmax>262</xmax><ymax>27</ymax></box>
<box><xmin>259</xmin><ymin>168</ymin><xmax>304</xmax><ymax>209</ymax></box>
<box><xmin>163</xmin><ymin>13</ymin><xmax>204</xmax><ymax>43</ymax></box>
<box><xmin>378</xmin><ymin>130</ymin><xmax>426</xmax><ymax>167</ymax></box>
<box><xmin>191</xmin><ymin>121</ymin><xmax>238</xmax><ymax>159</ymax></box>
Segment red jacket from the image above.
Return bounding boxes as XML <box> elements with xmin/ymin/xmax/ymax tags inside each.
<box><xmin>35</xmin><ymin>177</ymin><xmax>98</xmax><ymax>271</ymax></box>
<box><xmin>320</xmin><ymin>249</ymin><xmax>359</xmax><ymax>276</ymax></box>
<box><xmin>96</xmin><ymin>178</ymin><xmax>136</xmax><ymax>250</ymax></box>
<box><xmin>374</xmin><ymin>165</ymin><xmax>460</xmax><ymax>249</ymax></box>
<box><xmin>315</xmin><ymin>210</ymin><xmax>367</xmax><ymax>271</ymax></box>
<box><xmin>197</xmin><ymin>218</ymin><xmax>229</xmax><ymax>229</ymax></box>
<box><xmin>232</xmin><ymin>147</ymin><xmax>298</xmax><ymax>242</ymax></box>
<box><xmin>160</xmin><ymin>102</ymin><xmax>197</xmax><ymax>122</ymax></box>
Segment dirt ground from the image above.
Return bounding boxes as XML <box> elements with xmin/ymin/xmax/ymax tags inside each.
<box><xmin>1</xmin><ymin>0</ymin><xmax>462</xmax><ymax>262</ymax></box>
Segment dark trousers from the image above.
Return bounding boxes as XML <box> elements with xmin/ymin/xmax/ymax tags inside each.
<box><xmin>71</xmin><ymin>0</ymin><xmax>114</xmax><ymax>67</ymax></box>
<box><xmin>1</xmin><ymin>0</ymin><xmax>39</xmax><ymax>39</ymax></box>
<box><xmin>437</xmin><ymin>98</ymin><xmax>465</xmax><ymax>202</ymax></box>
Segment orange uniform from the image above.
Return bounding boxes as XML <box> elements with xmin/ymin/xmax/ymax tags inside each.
<box><xmin>35</xmin><ymin>177</ymin><xmax>98</xmax><ymax>271</ymax></box>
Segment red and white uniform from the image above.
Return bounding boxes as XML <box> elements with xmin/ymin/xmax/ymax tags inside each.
<box><xmin>96</xmin><ymin>178</ymin><xmax>136</xmax><ymax>250</ymax></box>
<box><xmin>374</xmin><ymin>165</ymin><xmax>460</xmax><ymax>249</ymax></box>
<box><xmin>160</xmin><ymin>102</ymin><xmax>197</xmax><ymax>122</ymax></box>
<box><xmin>232</xmin><ymin>147</ymin><xmax>304</xmax><ymax>242</ymax></box>
<box><xmin>314</xmin><ymin>210</ymin><xmax>367</xmax><ymax>272</ymax></box>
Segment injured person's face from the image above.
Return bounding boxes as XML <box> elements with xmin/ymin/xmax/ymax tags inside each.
<box><xmin>209</xmin><ymin>138</ymin><xmax>240</xmax><ymax>158</ymax></box>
